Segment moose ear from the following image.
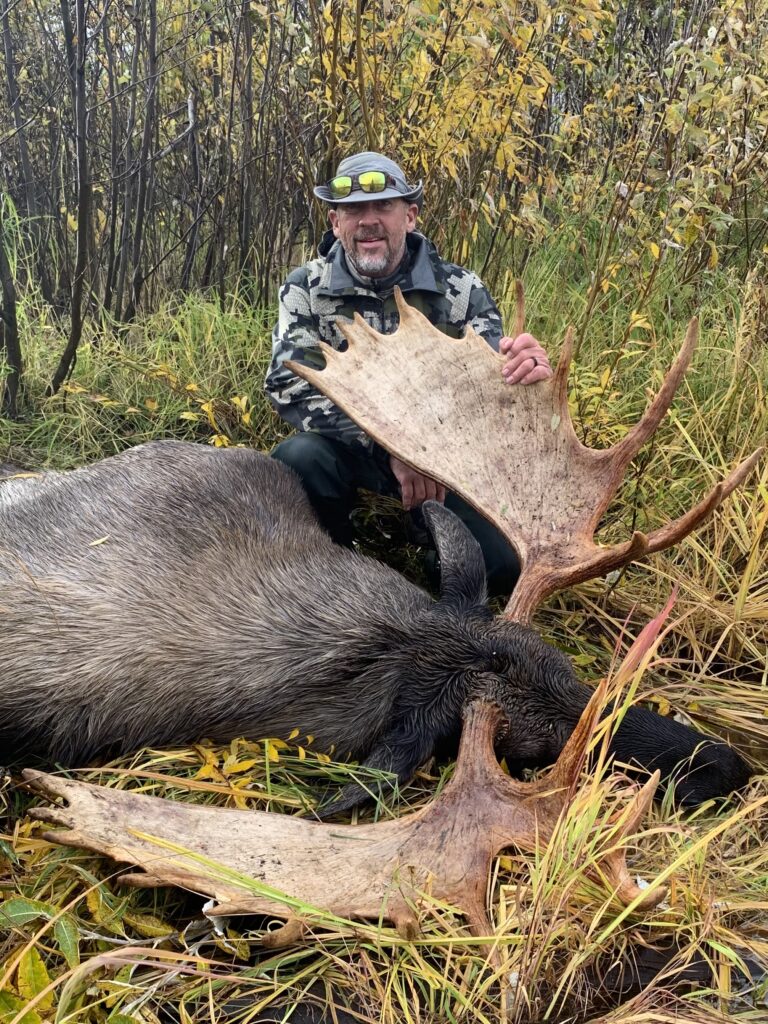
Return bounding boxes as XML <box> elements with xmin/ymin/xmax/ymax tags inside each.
<box><xmin>421</xmin><ymin>501</ymin><xmax>487</xmax><ymax>609</ymax></box>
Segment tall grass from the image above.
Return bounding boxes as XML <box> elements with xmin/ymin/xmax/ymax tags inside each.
<box><xmin>1</xmin><ymin>216</ymin><xmax>767</xmax><ymax>1022</ymax></box>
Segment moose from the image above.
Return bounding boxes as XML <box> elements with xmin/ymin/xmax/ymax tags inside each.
<box><xmin>0</xmin><ymin>438</ymin><xmax>753</xmax><ymax>811</ymax></box>
<box><xmin>3</xmin><ymin>292</ymin><xmax>762</xmax><ymax>939</ymax></box>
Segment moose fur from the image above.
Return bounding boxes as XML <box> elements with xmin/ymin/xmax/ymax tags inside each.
<box><xmin>0</xmin><ymin>440</ymin><xmax>751</xmax><ymax>811</ymax></box>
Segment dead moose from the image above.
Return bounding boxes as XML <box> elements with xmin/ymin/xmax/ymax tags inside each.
<box><xmin>4</xmin><ymin>291</ymin><xmax>763</xmax><ymax>940</ymax></box>
<box><xmin>0</xmin><ymin>292</ymin><xmax>759</xmax><ymax>819</ymax></box>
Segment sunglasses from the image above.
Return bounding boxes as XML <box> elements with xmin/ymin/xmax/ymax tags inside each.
<box><xmin>328</xmin><ymin>170</ymin><xmax>399</xmax><ymax>200</ymax></box>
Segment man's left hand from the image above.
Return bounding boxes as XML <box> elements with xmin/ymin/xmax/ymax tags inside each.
<box><xmin>500</xmin><ymin>333</ymin><xmax>553</xmax><ymax>385</ymax></box>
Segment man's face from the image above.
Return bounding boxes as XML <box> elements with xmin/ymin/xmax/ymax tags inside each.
<box><xmin>328</xmin><ymin>198</ymin><xmax>418</xmax><ymax>277</ymax></box>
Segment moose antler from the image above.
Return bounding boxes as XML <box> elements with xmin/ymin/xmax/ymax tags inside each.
<box><xmin>24</xmin><ymin>679</ymin><xmax>662</xmax><ymax>943</ymax></box>
<box><xmin>286</xmin><ymin>289</ymin><xmax>763</xmax><ymax>622</ymax></box>
<box><xmin>26</xmin><ymin>289</ymin><xmax>748</xmax><ymax>948</ymax></box>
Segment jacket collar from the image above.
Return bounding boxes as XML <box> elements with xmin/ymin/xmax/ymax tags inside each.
<box><xmin>315</xmin><ymin>230</ymin><xmax>445</xmax><ymax>297</ymax></box>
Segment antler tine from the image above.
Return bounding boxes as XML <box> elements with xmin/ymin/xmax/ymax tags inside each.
<box><xmin>514</xmin><ymin>279</ymin><xmax>525</xmax><ymax>337</ymax></box>
<box><xmin>593</xmin><ymin>771</ymin><xmax>663</xmax><ymax>910</ymax></box>
<box><xmin>645</xmin><ymin>446</ymin><xmax>765</xmax><ymax>556</ymax></box>
<box><xmin>394</xmin><ymin>284</ymin><xmax>421</xmax><ymax>326</ymax></box>
<box><xmin>609</xmin><ymin>317</ymin><xmax>699</xmax><ymax>474</ymax></box>
<box><xmin>553</xmin><ymin>324</ymin><xmax>577</xmax><ymax>421</ymax></box>
<box><xmin>548</xmin><ymin>676</ymin><xmax>609</xmax><ymax>795</ymax></box>
<box><xmin>335</xmin><ymin>311</ymin><xmax>385</xmax><ymax>352</ymax></box>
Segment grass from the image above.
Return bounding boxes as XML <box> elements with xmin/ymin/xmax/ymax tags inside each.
<box><xmin>1</xmin><ymin>225</ymin><xmax>767</xmax><ymax>1022</ymax></box>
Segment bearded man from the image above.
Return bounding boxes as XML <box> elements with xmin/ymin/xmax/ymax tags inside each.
<box><xmin>265</xmin><ymin>151</ymin><xmax>553</xmax><ymax>596</ymax></box>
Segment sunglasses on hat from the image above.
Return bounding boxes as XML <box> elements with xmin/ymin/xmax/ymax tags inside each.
<box><xmin>328</xmin><ymin>170</ymin><xmax>398</xmax><ymax>200</ymax></box>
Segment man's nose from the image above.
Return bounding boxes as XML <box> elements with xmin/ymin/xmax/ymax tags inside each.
<box><xmin>357</xmin><ymin>205</ymin><xmax>380</xmax><ymax>224</ymax></box>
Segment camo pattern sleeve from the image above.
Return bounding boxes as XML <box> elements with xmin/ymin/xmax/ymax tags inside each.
<box><xmin>265</xmin><ymin>265</ymin><xmax>372</xmax><ymax>450</ymax></box>
<box><xmin>465</xmin><ymin>274</ymin><xmax>503</xmax><ymax>352</ymax></box>
<box><xmin>440</xmin><ymin>265</ymin><xmax>503</xmax><ymax>351</ymax></box>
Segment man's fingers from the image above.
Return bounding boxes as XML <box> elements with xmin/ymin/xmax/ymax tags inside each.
<box><xmin>399</xmin><ymin>476</ymin><xmax>414</xmax><ymax>509</ymax></box>
<box><xmin>511</xmin><ymin>362</ymin><xmax>553</xmax><ymax>386</ymax></box>
<box><xmin>500</xmin><ymin>332</ymin><xmax>539</xmax><ymax>356</ymax></box>
<box><xmin>502</xmin><ymin>350</ymin><xmax>552</xmax><ymax>385</ymax></box>
<box><xmin>411</xmin><ymin>473</ymin><xmax>427</xmax><ymax>508</ymax></box>
<box><xmin>423</xmin><ymin>477</ymin><xmax>441</xmax><ymax>504</ymax></box>
<box><xmin>389</xmin><ymin>455</ymin><xmax>444</xmax><ymax>509</ymax></box>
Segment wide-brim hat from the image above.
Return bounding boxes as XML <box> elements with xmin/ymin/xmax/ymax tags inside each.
<box><xmin>314</xmin><ymin>151</ymin><xmax>423</xmax><ymax>209</ymax></box>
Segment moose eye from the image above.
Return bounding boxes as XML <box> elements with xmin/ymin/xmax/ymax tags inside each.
<box><xmin>489</xmin><ymin>651</ymin><xmax>507</xmax><ymax>674</ymax></box>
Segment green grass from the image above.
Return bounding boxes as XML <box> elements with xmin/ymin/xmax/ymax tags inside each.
<box><xmin>1</xmin><ymin>231</ymin><xmax>767</xmax><ymax>1022</ymax></box>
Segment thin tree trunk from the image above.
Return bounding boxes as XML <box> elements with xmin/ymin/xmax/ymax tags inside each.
<box><xmin>0</xmin><ymin>203</ymin><xmax>22</xmax><ymax>419</ymax></box>
<box><xmin>238</xmin><ymin>1</ymin><xmax>255</xmax><ymax>289</ymax></box>
<box><xmin>101</xmin><ymin>9</ymin><xmax>121</xmax><ymax>315</ymax></box>
<box><xmin>48</xmin><ymin>0</ymin><xmax>91</xmax><ymax>395</ymax></box>
<box><xmin>114</xmin><ymin>7</ymin><xmax>142</xmax><ymax>322</ymax></box>
<box><xmin>180</xmin><ymin>91</ymin><xmax>202</xmax><ymax>291</ymax></box>
<box><xmin>1</xmin><ymin>0</ymin><xmax>54</xmax><ymax>304</ymax></box>
<box><xmin>121</xmin><ymin>0</ymin><xmax>157</xmax><ymax>324</ymax></box>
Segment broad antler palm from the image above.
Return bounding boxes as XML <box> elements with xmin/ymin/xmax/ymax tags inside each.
<box><xmin>25</xmin><ymin>680</ymin><xmax>660</xmax><ymax>944</ymax></box>
<box><xmin>287</xmin><ymin>286</ymin><xmax>762</xmax><ymax>622</ymax></box>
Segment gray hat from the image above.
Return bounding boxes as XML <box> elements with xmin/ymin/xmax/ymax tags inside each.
<box><xmin>314</xmin><ymin>151</ymin><xmax>423</xmax><ymax>208</ymax></box>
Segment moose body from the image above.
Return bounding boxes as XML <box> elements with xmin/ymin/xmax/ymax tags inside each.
<box><xmin>0</xmin><ymin>440</ymin><xmax>751</xmax><ymax>809</ymax></box>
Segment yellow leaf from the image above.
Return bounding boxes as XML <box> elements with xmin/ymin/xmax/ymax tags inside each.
<box><xmin>123</xmin><ymin>912</ymin><xmax>173</xmax><ymax>938</ymax></box>
<box><xmin>649</xmin><ymin>242</ymin><xmax>660</xmax><ymax>260</ymax></box>
<box><xmin>288</xmin><ymin>728</ymin><xmax>300</xmax><ymax>740</ymax></box>
<box><xmin>144</xmin><ymin>398</ymin><xmax>158</xmax><ymax>411</ymax></box>
<box><xmin>225</xmin><ymin>758</ymin><xmax>259</xmax><ymax>774</ymax></box>
<box><xmin>629</xmin><ymin>311</ymin><xmax>652</xmax><ymax>330</ymax></box>
<box><xmin>16</xmin><ymin>946</ymin><xmax>53</xmax><ymax>1010</ymax></box>
<box><xmin>88</xmin><ymin>535</ymin><xmax>110</xmax><ymax>547</ymax></box>
<box><xmin>266</xmin><ymin>740</ymin><xmax>281</xmax><ymax>763</ymax></box>
<box><xmin>67</xmin><ymin>212</ymin><xmax>78</xmax><ymax>231</ymax></box>
<box><xmin>654</xmin><ymin>696</ymin><xmax>671</xmax><ymax>716</ymax></box>
<box><xmin>179</xmin><ymin>411</ymin><xmax>200</xmax><ymax>421</ymax></box>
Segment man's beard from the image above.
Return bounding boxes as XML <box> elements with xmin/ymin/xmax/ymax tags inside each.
<box><xmin>348</xmin><ymin>236</ymin><xmax>404</xmax><ymax>277</ymax></box>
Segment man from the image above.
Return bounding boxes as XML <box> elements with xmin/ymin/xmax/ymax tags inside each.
<box><xmin>266</xmin><ymin>151</ymin><xmax>553</xmax><ymax>596</ymax></box>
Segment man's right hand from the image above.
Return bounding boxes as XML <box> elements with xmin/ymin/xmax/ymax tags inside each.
<box><xmin>389</xmin><ymin>455</ymin><xmax>446</xmax><ymax>510</ymax></box>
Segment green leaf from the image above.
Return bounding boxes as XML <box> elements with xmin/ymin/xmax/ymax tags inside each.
<box><xmin>0</xmin><ymin>991</ymin><xmax>42</xmax><ymax>1024</ymax></box>
<box><xmin>16</xmin><ymin>946</ymin><xmax>53</xmax><ymax>1011</ymax></box>
<box><xmin>54</xmin><ymin>913</ymin><xmax>81</xmax><ymax>968</ymax></box>
<box><xmin>0</xmin><ymin>898</ymin><xmax>54</xmax><ymax>929</ymax></box>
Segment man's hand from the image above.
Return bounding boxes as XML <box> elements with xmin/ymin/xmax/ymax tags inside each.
<box><xmin>390</xmin><ymin>455</ymin><xmax>445</xmax><ymax>510</ymax></box>
<box><xmin>500</xmin><ymin>332</ymin><xmax>553</xmax><ymax>385</ymax></box>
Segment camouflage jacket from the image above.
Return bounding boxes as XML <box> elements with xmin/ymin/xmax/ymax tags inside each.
<box><xmin>265</xmin><ymin>230</ymin><xmax>504</xmax><ymax>452</ymax></box>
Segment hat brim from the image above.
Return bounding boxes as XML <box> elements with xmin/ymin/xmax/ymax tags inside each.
<box><xmin>313</xmin><ymin>181</ymin><xmax>423</xmax><ymax>206</ymax></box>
